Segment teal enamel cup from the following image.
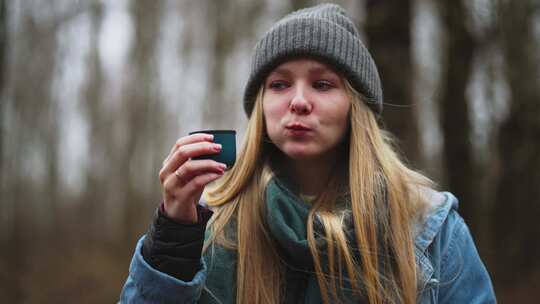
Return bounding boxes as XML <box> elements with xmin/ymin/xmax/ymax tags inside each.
<box><xmin>189</xmin><ymin>130</ymin><xmax>236</xmax><ymax>169</ymax></box>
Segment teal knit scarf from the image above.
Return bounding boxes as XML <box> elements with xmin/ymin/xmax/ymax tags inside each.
<box><xmin>201</xmin><ymin>176</ymin><xmax>363</xmax><ymax>304</ymax></box>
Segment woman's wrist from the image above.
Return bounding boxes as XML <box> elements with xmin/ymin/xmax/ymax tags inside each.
<box><xmin>141</xmin><ymin>202</ymin><xmax>214</xmax><ymax>280</ymax></box>
<box><xmin>159</xmin><ymin>202</ymin><xmax>213</xmax><ymax>225</ymax></box>
<box><xmin>160</xmin><ymin>201</ymin><xmax>198</xmax><ymax>224</ymax></box>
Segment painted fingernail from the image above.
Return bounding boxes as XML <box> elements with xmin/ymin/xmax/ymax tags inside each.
<box><xmin>206</xmin><ymin>134</ymin><xmax>214</xmax><ymax>141</ymax></box>
<box><xmin>218</xmin><ymin>163</ymin><xmax>227</xmax><ymax>170</ymax></box>
<box><xmin>214</xmin><ymin>143</ymin><xmax>222</xmax><ymax>151</ymax></box>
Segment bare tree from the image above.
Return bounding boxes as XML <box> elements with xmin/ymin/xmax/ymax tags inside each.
<box><xmin>493</xmin><ymin>0</ymin><xmax>540</xmax><ymax>286</ymax></box>
<box><xmin>0</xmin><ymin>3</ymin><xmax>19</xmax><ymax>302</ymax></box>
<box><xmin>80</xmin><ymin>1</ymin><xmax>104</xmax><ymax>243</ymax></box>
<box><xmin>0</xmin><ymin>0</ymin><xmax>5</xmax><ymax>186</ymax></box>
<box><xmin>201</xmin><ymin>0</ymin><xmax>265</xmax><ymax>130</ymax></box>
<box><xmin>122</xmin><ymin>0</ymin><xmax>162</xmax><ymax>242</ymax></box>
<box><xmin>1</xmin><ymin>0</ymin><xmax>61</xmax><ymax>300</ymax></box>
<box><xmin>365</xmin><ymin>0</ymin><xmax>422</xmax><ymax>168</ymax></box>
<box><xmin>203</xmin><ymin>1</ymin><xmax>236</xmax><ymax>128</ymax></box>
<box><xmin>437</xmin><ymin>0</ymin><xmax>478</xmax><ymax>232</ymax></box>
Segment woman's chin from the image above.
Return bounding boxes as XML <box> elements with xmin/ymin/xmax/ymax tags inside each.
<box><xmin>282</xmin><ymin>145</ymin><xmax>321</xmax><ymax>160</ymax></box>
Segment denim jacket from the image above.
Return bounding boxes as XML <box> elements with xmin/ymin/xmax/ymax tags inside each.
<box><xmin>120</xmin><ymin>191</ymin><xmax>496</xmax><ymax>303</ymax></box>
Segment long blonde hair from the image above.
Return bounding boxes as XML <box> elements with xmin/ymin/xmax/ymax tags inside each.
<box><xmin>203</xmin><ymin>81</ymin><xmax>433</xmax><ymax>304</ymax></box>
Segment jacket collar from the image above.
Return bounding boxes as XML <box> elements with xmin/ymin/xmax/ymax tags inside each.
<box><xmin>413</xmin><ymin>189</ymin><xmax>459</xmax><ymax>289</ymax></box>
<box><xmin>414</xmin><ymin>190</ymin><xmax>458</xmax><ymax>252</ymax></box>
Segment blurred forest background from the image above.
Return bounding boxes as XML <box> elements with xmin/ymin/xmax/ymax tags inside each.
<box><xmin>1</xmin><ymin>0</ymin><xmax>539</xmax><ymax>303</ymax></box>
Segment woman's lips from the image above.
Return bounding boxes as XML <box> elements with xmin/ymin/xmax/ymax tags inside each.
<box><xmin>285</xmin><ymin>122</ymin><xmax>312</xmax><ymax>130</ymax></box>
<box><xmin>285</xmin><ymin>123</ymin><xmax>312</xmax><ymax>136</ymax></box>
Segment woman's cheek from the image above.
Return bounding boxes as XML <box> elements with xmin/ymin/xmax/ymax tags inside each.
<box><xmin>264</xmin><ymin>101</ymin><xmax>287</xmax><ymax>125</ymax></box>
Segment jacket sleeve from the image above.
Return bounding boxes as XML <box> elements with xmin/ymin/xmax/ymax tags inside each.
<box><xmin>142</xmin><ymin>203</ymin><xmax>213</xmax><ymax>281</ymax></box>
<box><xmin>119</xmin><ymin>235</ymin><xmax>208</xmax><ymax>304</ymax></box>
<box><xmin>438</xmin><ymin>211</ymin><xmax>497</xmax><ymax>304</ymax></box>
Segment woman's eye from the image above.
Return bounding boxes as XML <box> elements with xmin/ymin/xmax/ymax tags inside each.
<box><xmin>268</xmin><ymin>81</ymin><xmax>289</xmax><ymax>90</ymax></box>
<box><xmin>313</xmin><ymin>80</ymin><xmax>334</xmax><ymax>91</ymax></box>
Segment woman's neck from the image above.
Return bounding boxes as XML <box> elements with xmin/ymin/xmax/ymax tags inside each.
<box><xmin>285</xmin><ymin>153</ymin><xmax>339</xmax><ymax>196</ymax></box>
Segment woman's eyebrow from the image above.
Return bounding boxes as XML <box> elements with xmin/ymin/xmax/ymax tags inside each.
<box><xmin>308</xmin><ymin>66</ymin><xmax>337</xmax><ymax>76</ymax></box>
<box><xmin>268</xmin><ymin>68</ymin><xmax>292</xmax><ymax>77</ymax></box>
<box><xmin>268</xmin><ymin>66</ymin><xmax>338</xmax><ymax>78</ymax></box>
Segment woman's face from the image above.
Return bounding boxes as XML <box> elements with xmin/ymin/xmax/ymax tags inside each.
<box><xmin>263</xmin><ymin>59</ymin><xmax>351</xmax><ymax>161</ymax></box>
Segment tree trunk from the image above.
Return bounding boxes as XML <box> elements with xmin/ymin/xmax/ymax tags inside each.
<box><xmin>0</xmin><ymin>0</ymin><xmax>6</xmax><ymax>187</ymax></box>
<box><xmin>81</xmin><ymin>2</ymin><xmax>104</xmax><ymax>245</ymax></box>
<box><xmin>122</xmin><ymin>0</ymin><xmax>162</xmax><ymax>242</ymax></box>
<box><xmin>493</xmin><ymin>0</ymin><xmax>540</xmax><ymax>284</ymax></box>
<box><xmin>365</xmin><ymin>0</ymin><xmax>421</xmax><ymax>168</ymax></box>
<box><xmin>204</xmin><ymin>1</ymin><xmax>231</xmax><ymax>128</ymax></box>
<box><xmin>438</xmin><ymin>0</ymin><xmax>477</xmax><ymax>232</ymax></box>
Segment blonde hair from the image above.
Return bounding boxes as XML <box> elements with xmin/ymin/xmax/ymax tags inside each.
<box><xmin>203</xmin><ymin>81</ymin><xmax>433</xmax><ymax>304</ymax></box>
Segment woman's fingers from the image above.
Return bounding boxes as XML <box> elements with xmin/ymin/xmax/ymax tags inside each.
<box><xmin>162</xmin><ymin>169</ymin><xmax>223</xmax><ymax>210</ymax></box>
<box><xmin>162</xmin><ymin>171</ymin><xmax>223</xmax><ymax>223</ymax></box>
<box><xmin>159</xmin><ymin>141</ymin><xmax>222</xmax><ymax>183</ymax></box>
<box><xmin>181</xmin><ymin>172</ymin><xmax>224</xmax><ymax>198</ymax></box>
<box><xmin>158</xmin><ymin>134</ymin><xmax>223</xmax><ymax>223</ymax></box>
<box><xmin>162</xmin><ymin>133</ymin><xmax>214</xmax><ymax>165</ymax></box>
<box><xmin>162</xmin><ymin>159</ymin><xmax>225</xmax><ymax>194</ymax></box>
<box><xmin>173</xmin><ymin>159</ymin><xmax>226</xmax><ymax>186</ymax></box>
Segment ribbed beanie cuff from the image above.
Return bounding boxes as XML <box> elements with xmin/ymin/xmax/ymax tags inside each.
<box><xmin>243</xmin><ymin>3</ymin><xmax>383</xmax><ymax>116</ymax></box>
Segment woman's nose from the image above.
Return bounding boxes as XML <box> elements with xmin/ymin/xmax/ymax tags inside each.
<box><xmin>289</xmin><ymin>85</ymin><xmax>312</xmax><ymax>115</ymax></box>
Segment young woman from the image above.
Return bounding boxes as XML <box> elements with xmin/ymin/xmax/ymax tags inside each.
<box><xmin>120</xmin><ymin>4</ymin><xmax>495</xmax><ymax>304</ymax></box>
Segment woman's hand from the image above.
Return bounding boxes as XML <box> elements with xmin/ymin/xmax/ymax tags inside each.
<box><xmin>159</xmin><ymin>133</ymin><xmax>226</xmax><ymax>224</ymax></box>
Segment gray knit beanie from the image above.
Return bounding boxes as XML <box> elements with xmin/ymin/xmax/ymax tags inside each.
<box><xmin>243</xmin><ymin>3</ymin><xmax>383</xmax><ymax>116</ymax></box>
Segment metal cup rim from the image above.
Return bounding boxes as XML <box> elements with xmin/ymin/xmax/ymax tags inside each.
<box><xmin>189</xmin><ymin>130</ymin><xmax>236</xmax><ymax>135</ymax></box>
